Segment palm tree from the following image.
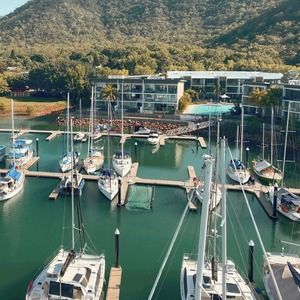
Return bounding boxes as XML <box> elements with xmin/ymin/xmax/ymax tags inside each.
<box><xmin>101</xmin><ymin>84</ymin><xmax>117</xmax><ymax>103</ymax></box>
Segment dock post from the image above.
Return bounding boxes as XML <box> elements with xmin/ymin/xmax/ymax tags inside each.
<box><xmin>118</xmin><ymin>176</ymin><xmax>122</xmax><ymax>206</ymax></box>
<box><xmin>115</xmin><ymin>228</ymin><xmax>120</xmax><ymax>267</ymax></box>
<box><xmin>245</xmin><ymin>147</ymin><xmax>249</xmax><ymax>168</ymax></box>
<box><xmin>248</xmin><ymin>240</ymin><xmax>254</xmax><ymax>282</ymax></box>
<box><xmin>272</xmin><ymin>184</ymin><xmax>278</xmax><ymax>218</ymax></box>
<box><xmin>134</xmin><ymin>141</ymin><xmax>138</xmax><ymax>160</ymax></box>
<box><xmin>36</xmin><ymin>138</ymin><xmax>39</xmax><ymax>156</ymax></box>
<box><xmin>196</xmin><ymin>123</ymin><xmax>200</xmax><ymax>138</ymax></box>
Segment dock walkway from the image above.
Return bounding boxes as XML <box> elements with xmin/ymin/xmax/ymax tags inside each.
<box><xmin>106</xmin><ymin>267</ymin><xmax>122</xmax><ymax>300</ymax></box>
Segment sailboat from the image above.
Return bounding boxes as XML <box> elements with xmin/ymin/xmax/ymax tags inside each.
<box><xmin>59</xmin><ymin>93</ymin><xmax>79</xmax><ymax>172</ymax></box>
<box><xmin>227</xmin><ymin>106</ymin><xmax>251</xmax><ymax>184</ymax></box>
<box><xmin>263</xmin><ymin>242</ymin><xmax>300</xmax><ymax>300</ymax></box>
<box><xmin>74</xmin><ymin>99</ymin><xmax>87</xmax><ymax>142</ymax></box>
<box><xmin>180</xmin><ymin>139</ymin><xmax>255</xmax><ymax>300</ymax></box>
<box><xmin>265</xmin><ymin>102</ymin><xmax>300</xmax><ymax>221</ymax></box>
<box><xmin>253</xmin><ymin>107</ymin><xmax>282</xmax><ymax>184</ymax></box>
<box><xmin>83</xmin><ymin>86</ymin><xmax>104</xmax><ymax>174</ymax></box>
<box><xmin>26</xmin><ymin>121</ymin><xmax>105</xmax><ymax>299</ymax></box>
<box><xmin>112</xmin><ymin>81</ymin><xmax>132</xmax><ymax>177</ymax></box>
<box><xmin>60</xmin><ymin>119</ymin><xmax>85</xmax><ymax>196</ymax></box>
<box><xmin>98</xmin><ymin>96</ymin><xmax>118</xmax><ymax>200</ymax></box>
<box><xmin>0</xmin><ymin>99</ymin><xmax>25</xmax><ymax>201</ymax></box>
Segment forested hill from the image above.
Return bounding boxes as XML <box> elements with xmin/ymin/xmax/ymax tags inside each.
<box><xmin>0</xmin><ymin>0</ymin><xmax>299</xmax><ymax>70</ymax></box>
<box><xmin>0</xmin><ymin>0</ymin><xmax>296</xmax><ymax>46</ymax></box>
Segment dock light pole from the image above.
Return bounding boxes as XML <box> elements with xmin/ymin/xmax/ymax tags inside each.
<box><xmin>115</xmin><ymin>228</ymin><xmax>120</xmax><ymax>268</ymax></box>
<box><xmin>248</xmin><ymin>240</ymin><xmax>255</xmax><ymax>282</ymax></box>
<box><xmin>134</xmin><ymin>141</ymin><xmax>138</xmax><ymax>160</ymax></box>
<box><xmin>117</xmin><ymin>176</ymin><xmax>122</xmax><ymax>206</ymax></box>
<box><xmin>196</xmin><ymin>123</ymin><xmax>200</xmax><ymax>138</ymax></box>
<box><xmin>245</xmin><ymin>147</ymin><xmax>249</xmax><ymax>168</ymax></box>
<box><xmin>272</xmin><ymin>183</ymin><xmax>278</xmax><ymax>218</ymax></box>
<box><xmin>57</xmin><ymin>116</ymin><xmax>60</xmax><ymax>131</ymax></box>
<box><xmin>36</xmin><ymin>138</ymin><xmax>39</xmax><ymax>156</ymax></box>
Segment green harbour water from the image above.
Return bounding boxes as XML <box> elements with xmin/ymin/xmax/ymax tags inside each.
<box><xmin>0</xmin><ymin>115</ymin><xmax>300</xmax><ymax>299</ymax></box>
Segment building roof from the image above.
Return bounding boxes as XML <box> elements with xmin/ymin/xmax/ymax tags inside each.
<box><xmin>167</xmin><ymin>71</ymin><xmax>283</xmax><ymax>80</ymax></box>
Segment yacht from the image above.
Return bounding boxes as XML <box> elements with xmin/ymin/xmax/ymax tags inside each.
<box><xmin>8</xmin><ymin>138</ymin><xmax>33</xmax><ymax>167</ymax></box>
<box><xmin>147</xmin><ymin>131</ymin><xmax>159</xmax><ymax>145</ymax></box>
<box><xmin>266</xmin><ymin>186</ymin><xmax>300</xmax><ymax>221</ymax></box>
<box><xmin>227</xmin><ymin>159</ymin><xmax>250</xmax><ymax>184</ymax></box>
<box><xmin>0</xmin><ymin>166</ymin><xmax>25</xmax><ymax>201</ymax></box>
<box><xmin>60</xmin><ymin>170</ymin><xmax>85</xmax><ymax>197</ymax></box>
<box><xmin>112</xmin><ymin>151</ymin><xmax>132</xmax><ymax>177</ymax></box>
<box><xmin>112</xmin><ymin>82</ymin><xmax>132</xmax><ymax>177</ymax></box>
<box><xmin>98</xmin><ymin>168</ymin><xmax>119</xmax><ymax>201</ymax></box>
<box><xmin>263</xmin><ymin>249</ymin><xmax>300</xmax><ymax>300</ymax></box>
<box><xmin>84</xmin><ymin>86</ymin><xmax>104</xmax><ymax>174</ymax></box>
<box><xmin>253</xmin><ymin>159</ymin><xmax>282</xmax><ymax>184</ymax></box>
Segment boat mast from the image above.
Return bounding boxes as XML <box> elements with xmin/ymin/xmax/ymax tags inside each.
<box><xmin>240</xmin><ymin>105</ymin><xmax>244</xmax><ymax>162</ymax></box>
<box><xmin>121</xmin><ymin>79</ymin><xmax>124</xmax><ymax>160</ymax></box>
<box><xmin>236</xmin><ymin>125</ymin><xmax>239</xmax><ymax>159</ymax></box>
<box><xmin>270</xmin><ymin>106</ymin><xmax>274</xmax><ymax>165</ymax></box>
<box><xmin>282</xmin><ymin>101</ymin><xmax>291</xmax><ymax>188</ymax></box>
<box><xmin>79</xmin><ymin>98</ymin><xmax>82</xmax><ymax>133</ymax></box>
<box><xmin>11</xmin><ymin>99</ymin><xmax>15</xmax><ymax>166</ymax></box>
<box><xmin>67</xmin><ymin>92</ymin><xmax>70</xmax><ymax>155</ymax></box>
<box><xmin>70</xmin><ymin>117</ymin><xmax>75</xmax><ymax>250</ymax></box>
<box><xmin>195</xmin><ymin>155</ymin><xmax>213</xmax><ymax>300</ymax></box>
<box><xmin>221</xmin><ymin>138</ymin><xmax>227</xmax><ymax>299</ymax></box>
<box><xmin>262</xmin><ymin>123</ymin><xmax>265</xmax><ymax>161</ymax></box>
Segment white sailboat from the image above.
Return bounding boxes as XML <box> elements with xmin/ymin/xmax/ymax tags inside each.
<box><xmin>74</xmin><ymin>99</ymin><xmax>87</xmax><ymax>142</ymax></box>
<box><xmin>98</xmin><ymin>98</ymin><xmax>118</xmax><ymax>201</ymax></box>
<box><xmin>227</xmin><ymin>106</ymin><xmax>251</xmax><ymax>184</ymax></box>
<box><xmin>112</xmin><ymin>81</ymin><xmax>132</xmax><ymax>177</ymax></box>
<box><xmin>266</xmin><ymin>102</ymin><xmax>300</xmax><ymax>221</ymax></box>
<box><xmin>59</xmin><ymin>93</ymin><xmax>79</xmax><ymax>172</ymax></box>
<box><xmin>180</xmin><ymin>139</ymin><xmax>255</xmax><ymax>300</ymax></box>
<box><xmin>83</xmin><ymin>86</ymin><xmax>104</xmax><ymax>174</ymax></box>
<box><xmin>0</xmin><ymin>99</ymin><xmax>25</xmax><ymax>201</ymax></box>
<box><xmin>60</xmin><ymin>119</ymin><xmax>85</xmax><ymax>197</ymax></box>
<box><xmin>26</xmin><ymin>135</ymin><xmax>105</xmax><ymax>300</ymax></box>
<box><xmin>8</xmin><ymin>138</ymin><xmax>33</xmax><ymax>167</ymax></box>
<box><xmin>253</xmin><ymin>107</ymin><xmax>282</xmax><ymax>184</ymax></box>
<box><xmin>263</xmin><ymin>241</ymin><xmax>300</xmax><ymax>300</ymax></box>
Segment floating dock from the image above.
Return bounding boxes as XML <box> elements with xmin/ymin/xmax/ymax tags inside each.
<box><xmin>49</xmin><ymin>183</ymin><xmax>61</xmax><ymax>200</ymax></box>
<box><xmin>106</xmin><ymin>267</ymin><xmax>122</xmax><ymax>300</ymax></box>
<box><xmin>23</xmin><ymin>157</ymin><xmax>40</xmax><ymax>170</ymax></box>
<box><xmin>198</xmin><ymin>137</ymin><xmax>207</xmax><ymax>148</ymax></box>
<box><xmin>46</xmin><ymin>131</ymin><xmax>62</xmax><ymax>141</ymax></box>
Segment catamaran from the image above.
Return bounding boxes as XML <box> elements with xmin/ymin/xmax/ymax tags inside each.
<box><xmin>0</xmin><ymin>99</ymin><xmax>25</xmax><ymax>201</ymax></box>
<box><xmin>180</xmin><ymin>139</ymin><xmax>255</xmax><ymax>300</ymax></box>
<box><xmin>112</xmin><ymin>81</ymin><xmax>132</xmax><ymax>177</ymax></box>
<box><xmin>98</xmin><ymin>96</ymin><xmax>118</xmax><ymax>200</ymax></box>
<box><xmin>83</xmin><ymin>86</ymin><xmax>104</xmax><ymax>174</ymax></box>
<box><xmin>59</xmin><ymin>93</ymin><xmax>80</xmax><ymax>172</ymax></box>
<box><xmin>26</xmin><ymin>134</ymin><xmax>105</xmax><ymax>300</ymax></box>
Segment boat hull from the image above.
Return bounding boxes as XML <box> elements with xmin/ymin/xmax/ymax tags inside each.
<box><xmin>98</xmin><ymin>178</ymin><xmax>118</xmax><ymax>201</ymax></box>
<box><xmin>227</xmin><ymin>166</ymin><xmax>251</xmax><ymax>184</ymax></box>
<box><xmin>112</xmin><ymin>157</ymin><xmax>132</xmax><ymax>177</ymax></box>
<box><xmin>0</xmin><ymin>171</ymin><xmax>25</xmax><ymax>201</ymax></box>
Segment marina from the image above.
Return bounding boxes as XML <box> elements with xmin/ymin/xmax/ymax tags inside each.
<box><xmin>0</xmin><ymin>117</ymin><xmax>299</xmax><ymax>300</ymax></box>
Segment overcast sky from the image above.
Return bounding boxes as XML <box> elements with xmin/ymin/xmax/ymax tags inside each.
<box><xmin>0</xmin><ymin>0</ymin><xmax>29</xmax><ymax>16</ymax></box>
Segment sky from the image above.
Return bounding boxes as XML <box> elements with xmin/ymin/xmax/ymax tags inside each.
<box><xmin>0</xmin><ymin>0</ymin><xmax>29</xmax><ymax>16</ymax></box>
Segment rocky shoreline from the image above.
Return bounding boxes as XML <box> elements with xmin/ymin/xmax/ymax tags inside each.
<box><xmin>57</xmin><ymin>117</ymin><xmax>184</xmax><ymax>134</ymax></box>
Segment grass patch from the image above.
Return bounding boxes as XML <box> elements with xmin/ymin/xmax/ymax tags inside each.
<box><xmin>0</xmin><ymin>97</ymin><xmax>66</xmax><ymax>116</ymax></box>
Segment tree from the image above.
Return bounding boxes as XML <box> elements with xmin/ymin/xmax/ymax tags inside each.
<box><xmin>178</xmin><ymin>92</ymin><xmax>192</xmax><ymax>113</ymax></box>
<box><xmin>101</xmin><ymin>84</ymin><xmax>117</xmax><ymax>112</ymax></box>
<box><xmin>0</xmin><ymin>75</ymin><xmax>9</xmax><ymax>94</ymax></box>
<box><xmin>249</xmin><ymin>88</ymin><xmax>268</xmax><ymax>107</ymax></box>
<box><xmin>185</xmin><ymin>89</ymin><xmax>199</xmax><ymax>101</ymax></box>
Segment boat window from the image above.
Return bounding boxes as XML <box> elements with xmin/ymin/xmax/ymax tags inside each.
<box><xmin>49</xmin><ymin>281</ymin><xmax>73</xmax><ymax>298</ymax></box>
<box><xmin>73</xmin><ymin>273</ymin><xmax>82</xmax><ymax>282</ymax></box>
<box><xmin>202</xmin><ymin>275</ymin><xmax>211</xmax><ymax>288</ymax></box>
<box><xmin>226</xmin><ymin>282</ymin><xmax>240</xmax><ymax>294</ymax></box>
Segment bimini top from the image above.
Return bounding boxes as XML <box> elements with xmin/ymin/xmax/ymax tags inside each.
<box><xmin>7</xmin><ymin>167</ymin><xmax>22</xmax><ymax>181</ymax></box>
<box><xmin>255</xmin><ymin>160</ymin><xmax>271</xmax><ymax>172</ymax></box>
<box><xmin>13</xmin><ymin>139</ymin><xmax>33</xmax><ymax>148</ymax></box>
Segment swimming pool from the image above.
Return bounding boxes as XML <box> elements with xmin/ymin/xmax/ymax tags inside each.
<box><xmin>184</xmin><ymin>103</ymin><xmax>234</xmax><ymax>115</ymax></box>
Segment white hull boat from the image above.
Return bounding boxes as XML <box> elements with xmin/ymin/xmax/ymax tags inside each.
<box><xmin>227</xmin><ymin>160</ymin><xmax>251</xmax><ymax>184</ymax></box>
<box><xmin>8</xmin><ymin>139</ymin><xmax>33</xmax><ymax>167</ymax></box>
<box><xmin>60</xmin><ymin>171</ymin><xmax>85</xmax><ymax>197</ymax></box>
<box><xmin>59</xmin><ymin>152</ymin><xmax>79</xmax><ymax>173</ymax></box>
<box><xmin>112</xmin><ymin>151</ymin><xmax>132</xmax><ymax>177</ymax></box>
<box><xmin>98</xmin><ymin>169</ymin><xmax>118</xmax><ymax>201</ymax></box>
<box><xmin>147</xmin><ymin>132</ymin><xmax>159</xmax><ymax>145</ymax></box>
<box><xmin>0</xmin><ymin>167</ymin><xmax>25</xmax><ymax>201</ymax></box>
